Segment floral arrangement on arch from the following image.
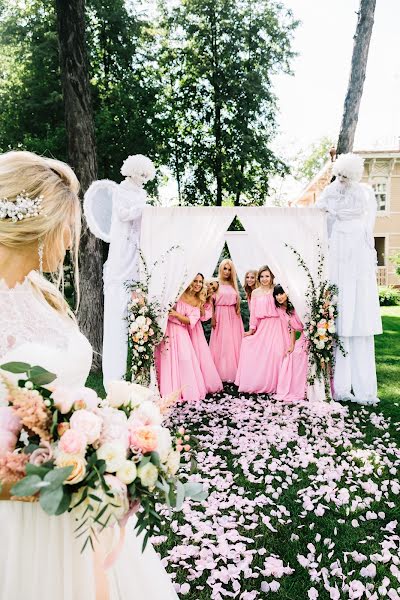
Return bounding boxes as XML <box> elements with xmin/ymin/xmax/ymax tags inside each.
<box><xmin>126</xmin><ymin>247</ymin><xmax>186</xmax><ymax>387</ymax></box>
<box><xmin>126</xmin><ymin>279</ymin><xmax>164</xmax><ymax>387</ymax></box>
<box><xmin>0</xmin><ymin>363</ymin><xmax>206</xmax><ymax>552</ymax></box>
<box><xmin>286</xmin><ymin>243</ymin><xmax>345</xmax><ymax>395</ymax></box>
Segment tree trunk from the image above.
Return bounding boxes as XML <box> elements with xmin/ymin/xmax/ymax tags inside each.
<box><xmin>55</xmin><ymin>0</ymin><xmax>104</xmax><ymax>370</ymax></box>
<box><xmin>210</xmin><ymin>8</ymin><xmax>223</xmax><ymax>206</ymax></box>
<box><xmin>336</xmin><ymin>0</ymin><xmax>376</xmax><ymax>155</ymax></box>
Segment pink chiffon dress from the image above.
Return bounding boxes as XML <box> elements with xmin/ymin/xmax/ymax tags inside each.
<box><xmin>189</xmin><ymin>303</ymin><xmax>223</xmax><ymax>394</ymax></box>
<box><xmin>235</xmin><ymin>292</ymin><xmax>288</xmax><ymax>394</ymax></box>
<box><xmin>210</xmin><ymin>284</ymin><xmax>244</xmax><ymax>382</ymax></box>
<box><xmin>275</xmin><ymin>309</ymin><xmax>309</xmax><ymax>402</ymax></box>
<box><xmin>155</xmin><ymin>300</ymin><xmax>206</xmax><ymax>403</ymax></box>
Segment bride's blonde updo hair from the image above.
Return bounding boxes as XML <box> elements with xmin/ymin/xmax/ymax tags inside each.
<box><xmin>0</xmin><ymin>150</ymin><xmax>81</xmax><ymax>315</ymax></box>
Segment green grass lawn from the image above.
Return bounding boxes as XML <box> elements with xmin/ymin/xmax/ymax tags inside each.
<box><xmin>88</xmin><ymin>308</ymin><xmax>400</xmax><ymax>599</ymax></box>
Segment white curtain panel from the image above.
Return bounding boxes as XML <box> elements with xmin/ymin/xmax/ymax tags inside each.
<box><xmin>224</xmin><ymin>231</ymin><xmax>263</xmax><ymax>287</ymax></box>
<box><xmin>140</xmin><ymin>206</ymin><xmax>235</xmax><ymax>333</ymax></box>
<box><xmin>237</xmin><ymin>207</ymin><xmax>328</xmax><ymax>321</ymax></box>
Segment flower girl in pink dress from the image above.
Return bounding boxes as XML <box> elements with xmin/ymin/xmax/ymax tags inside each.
<box><xmin>273</xmin><ymin>285</ymin><xmax>308</xmax><ymax>402</ymax></box>
<box><xmin>187</xmin><ymin>274</ymin><xmax>223</xmax><ymax>394</ymax></box>
<box><xmin>155</xmin><ymin>282</ymin><xmax>206</xmax><ymax>403</ymax></box>
<box><xmin>210</xmin><ymin>259</ymin><xmax>244</xmax><ymax>382</ymax></box>
<box><xmin>235</xmin><ymin>266</ymin><xmax>286</xmax><ymax>394</ymax></box>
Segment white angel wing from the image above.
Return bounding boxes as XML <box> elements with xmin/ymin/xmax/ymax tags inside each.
<box><xmin>360</xmin><ymin>183</ymin><xmax>377</xmax><ymax>235</ymax></box>
<box><xmin>83</xmin><ymin>179</ymin><xmax>118</xmax><ymax>243</ymax></box>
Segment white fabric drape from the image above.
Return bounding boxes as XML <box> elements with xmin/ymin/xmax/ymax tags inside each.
<box><xmin>102</xmin><ymin>182</ymin><xmax>146</xmax><ymax>389</ymax></box>
<box><xmin>236</xmin><ymin>207</ymin><xmax>328</xmax><ymax>322</ymax></box>
<box><xmin>225</xmin><ymin>232</ymin><xmax>262</xmax><ymax>286</ymax></box>
<box><xmin>235</xmin><ymin>207</ymin><xmax>328</xmax><ymax>403</ymax></box>
<box><xmin>140</xmin><ymin>206</ymin><xmax>235</xmax><ymax>333</ymax></box>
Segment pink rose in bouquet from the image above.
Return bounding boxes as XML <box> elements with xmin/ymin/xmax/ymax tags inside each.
<box><xmin>58</xmin><ymin>428</ymin><xmax>87</xmax><ymax>455</ymax></box>
<box><xmin>0</xmin><ymin>430</ymin><xmax>17</xmax><ymax>456</ymax></box>
<box><xmin>0</xmin><ymin>406</ymin><xmax>22</xmax><ymax>435</ymax></box>
<box><xmin>129</xmin><ymin>425</ymin><xmax>158</xmax><ymax>454</ymax></box>
<box><xmin>30</xmin><ymin>441</ymin><xmax>53</xmax><ymax>466</ymax></box>
<box><xmin>70</xmin><ymin>409</ymin><xmax>102</xmax><ymax>445</ymax></box>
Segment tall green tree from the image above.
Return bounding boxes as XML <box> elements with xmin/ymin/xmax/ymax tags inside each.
<box><xmin>157</xmin><ymin>0</ymin><xmax>298</xmax><ymax>206</ymax></box>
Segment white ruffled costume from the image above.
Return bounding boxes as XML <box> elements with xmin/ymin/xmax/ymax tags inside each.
<box><xmin>0</xmin><ymin>271</ymin><xmax>178</xmax><ymax>600</ymax></box>
<box><xmin>84</xmin><ymin>155</ymin><xmax>155</xmax><ymax>389</ymax></box>
<box><xmin>316</xmin><ymin>154</ymin><xmax>382</xmax><ymax>405</ymax></box>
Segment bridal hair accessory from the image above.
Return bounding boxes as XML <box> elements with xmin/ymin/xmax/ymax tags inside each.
<box><xmin>332</xmin><ymin>153</ymin><xmax>364</xmax><ymax>183</ymax></box>
<box><xmin>120</xmin><ymin>154</ymin><xmax>156</xmax><ymax>183</ymax></box>
<box><xmin>38</xmin><ymin>239</ymin><xmax>44</xmax><ymax>274</ymax></box>
<box><xmin>0</xmin><ymin>191</ymin><xmax>44</xmax><ymax>222</ymax></box>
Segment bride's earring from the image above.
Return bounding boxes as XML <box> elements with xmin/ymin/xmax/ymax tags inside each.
<box><xmin>38</xmin><ymin>240</ymin><xmax>44</xmax><ymax>275</ymax></box>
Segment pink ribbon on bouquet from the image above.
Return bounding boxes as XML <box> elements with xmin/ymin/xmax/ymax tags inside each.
<box><xmin>93</xmin><ymin>499</ymin><xmax>141</xmax><ymax>600</ymax></box>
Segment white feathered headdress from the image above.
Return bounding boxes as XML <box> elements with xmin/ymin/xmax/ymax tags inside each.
<box><xmin>332</xmin><ymin>153</ymin><xmax>364</xmax><ymax>182</ymax></box>
<box><xmin>120</xmin><ymin>154</ymin><xmax>156</xmax><ymax>183</ymax></box>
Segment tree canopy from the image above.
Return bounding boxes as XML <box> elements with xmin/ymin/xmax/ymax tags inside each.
<box><xmin>0</xmin><ymin>0</ymin><xmax>298</xmax><ymax>204</ymax></box>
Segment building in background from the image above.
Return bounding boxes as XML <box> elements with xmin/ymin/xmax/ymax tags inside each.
<box><xmin>293</xmin><ymin>150</ymin><xmax>400</xmax><ymax>287</ymax></box>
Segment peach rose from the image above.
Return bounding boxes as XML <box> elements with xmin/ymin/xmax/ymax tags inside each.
<box><xmin>56</xmin><ymin>453</ymin><xmax>87</xmax><ymax>485</ymax></box>
<box><xmin>129</xmin><ymin>426</ymin><xmax>157</xmax><ymax>453</ymax></box>
<box><xmin>58</xmin><ymin>428</ymin><xmax>87</xmax><ymax>455</ymax></box>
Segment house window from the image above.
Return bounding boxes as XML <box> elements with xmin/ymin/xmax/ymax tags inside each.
<box><xmin>372</xmin><ymin>179</ymin><xmax>388</xmax><ymax>211</ymax></box>
<box><xmin>374</xmin><ymin>237</ymin><xmax>385</xmax><ymax>266</ymax></box>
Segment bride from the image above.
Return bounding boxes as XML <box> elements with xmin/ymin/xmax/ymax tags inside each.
<box><xmin>0</xmin><ymin>150</ymin><xmax>179</xmax><ymax>600</ymax></box>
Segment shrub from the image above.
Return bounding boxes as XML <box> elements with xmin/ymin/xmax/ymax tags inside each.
<box><xmin>378</xmin><ymin>286</ymin><xmax>400</xmax><ymax>306</ymax></box>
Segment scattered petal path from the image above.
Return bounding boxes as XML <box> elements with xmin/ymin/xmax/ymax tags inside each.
<box><xmin>154</xmin><ymin>388</ymin><xmax>400</xmax><ymax>600</ymax></box>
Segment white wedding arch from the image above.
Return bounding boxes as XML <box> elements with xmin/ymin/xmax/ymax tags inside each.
<box><xmin>84</xmin><ymin>178</ymin><xmax>328</xmax><ymax>400</ymax></box>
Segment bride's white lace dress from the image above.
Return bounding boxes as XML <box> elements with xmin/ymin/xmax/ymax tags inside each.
<box><xmin>0</xmin><ymin>272</ymin><xmax>178</xmax><ymax>600</ymax></box>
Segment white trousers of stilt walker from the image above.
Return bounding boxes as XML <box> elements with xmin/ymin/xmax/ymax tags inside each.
<box><xmin>334</xmin><ymin>336</ymin><xmax>379</xmax><ymax>405</ymax></box>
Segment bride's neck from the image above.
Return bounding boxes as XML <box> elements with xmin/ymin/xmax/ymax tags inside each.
<box><xmin>0</xmin><ymin>244</ymin><xmax>38</xmax><ymax>287</ymax></box>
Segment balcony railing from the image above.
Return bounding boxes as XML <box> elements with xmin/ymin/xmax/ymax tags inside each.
<box><xmin>376</xmin><ymin>266</ymin><xmax>387</xmax><ymax>286</ymax></box>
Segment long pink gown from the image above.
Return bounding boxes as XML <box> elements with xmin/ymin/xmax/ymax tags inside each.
<box><xmin>155</xmin><ymin>300</ymin><xmax>206</xmax><ymax>403</ymax></box>
<box><xmin>275</xmin><ymin>309</ymin><xmax>309</xmax><ymax>402</ymax></box>
<box><xmin>235</xmin><ymin>292</ymin><xmax>288</xmax><ymax>394</ymax></box>
<box><xmin>189</xmin><ymin>303</ymin><xmax>223</xmax><ymax>394</ymax></box>
<box><xmin>210</xmin><ymin>284</ymin><xmax>244</xmax><ymax>383</ymax></box>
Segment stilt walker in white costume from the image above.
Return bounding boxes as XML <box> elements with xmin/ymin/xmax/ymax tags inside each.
<box><xmin>84</xmin><ymin>155</ymin><xmax>156</xmax><ymax>388</ymax></box>
<box><xmin>316</xmin><ymin>153</ymin><xmax>382</xmax><ymax>405</ymax></box>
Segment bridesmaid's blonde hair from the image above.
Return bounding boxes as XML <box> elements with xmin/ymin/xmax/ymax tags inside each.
<box><xmin>218</xmin><ymin>259</ymin><xmax>240</xmax><ymax>312</ymax></box>
<box><xmin>243</xmin><ymin>269</ymin><xmax>258</xmax><ymax>301</ymax></box>
<box><xmin>0</xmin><ymin>150</ymin><xmax>81</xmax><ymax>316</ymax></box>
<box><xmin>184</xmin><ymin>272</ymin><xmax>205</xmax><ymax>307</ymax></box>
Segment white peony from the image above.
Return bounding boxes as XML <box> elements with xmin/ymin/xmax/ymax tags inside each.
<box><xmin>166</xmin><ymin>450</ymin><xmax>180</xmax><ymax>476</ymax></box>
<box><xmin>129</xmin><ymin>322</ymin><xmax>139</xmax><ymax>333</ymax></box>
<box><xmin>136</xmin><ymin>316</ymin><xmax>146</xmax><ymax>327</ymax></box>
<box><xmin>137</xmin><ymin>463</ymin><xmax>158</xmax><ymax>489</ymax></box>
<box><xmin>154</xmin><ymin>427</ymin><xmax>172</xmax><ymax>463</ymax></box>
<box><xmin>97</xmin><ymin>442</ymin><xmax>126</xmax><ymax>473</ymax></box>
<box><xmin>129</xmin><ymin>384</ymin><xmax>156</xmax><ymax>407</ymax></box>
<box><xmin>328</xmin><ymin>324</ymin><xmax>336</xmax><ymax>334</ymax></box>
<box><xmin>135</xmin><ymin>401</ymin><xmax>163</xmax><ymax>427</ymax></box>
<box><xmin>116</xmin><ymin>460</ymin><xmax>138</xmax><ymax>485</ymax></box>
<box><xmin>107</xmin><ymin>380</ymin><xmax>132</xmax><ymax>408</ymax></box>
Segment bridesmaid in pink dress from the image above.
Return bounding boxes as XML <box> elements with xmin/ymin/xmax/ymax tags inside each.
<box><xmin>186</xmin><ymin>274</ymin><xmax>223</xmax><ymax>394</ymax></box>
<box><xmin>210</xmin><ymin>259</ymin><xmax>244</xmax><ymax>382</ymax></box>
<box><xmin>243</xmin><ymin>270</ymin><xmax>258</xmax><ymax>306</ymax></box>
<box><xmin>155</xmin><ymin>287</ymin><xmax>206</xmax><ymax>403</ymax></box>
<box><xmin>235</xmin><ymin>266</ymin><xmax>287</xmax><ymax>394</ymax></box>
<box><xmin>273</xmin><ymin>285</ymin><xmax>309</xmax><ymax>402</ymax></box>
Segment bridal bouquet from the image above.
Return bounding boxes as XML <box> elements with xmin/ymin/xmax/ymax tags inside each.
<box><xmin>0</xmin><ymin>363</ymin><xmax>206</xmax><ymax>551</ymax></box>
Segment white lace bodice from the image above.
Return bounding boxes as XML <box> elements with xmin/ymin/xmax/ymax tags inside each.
<box><xmin>0</xmin><ymin>272</ymin><xmax>92</xmax><ymax>387</ymax></box>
